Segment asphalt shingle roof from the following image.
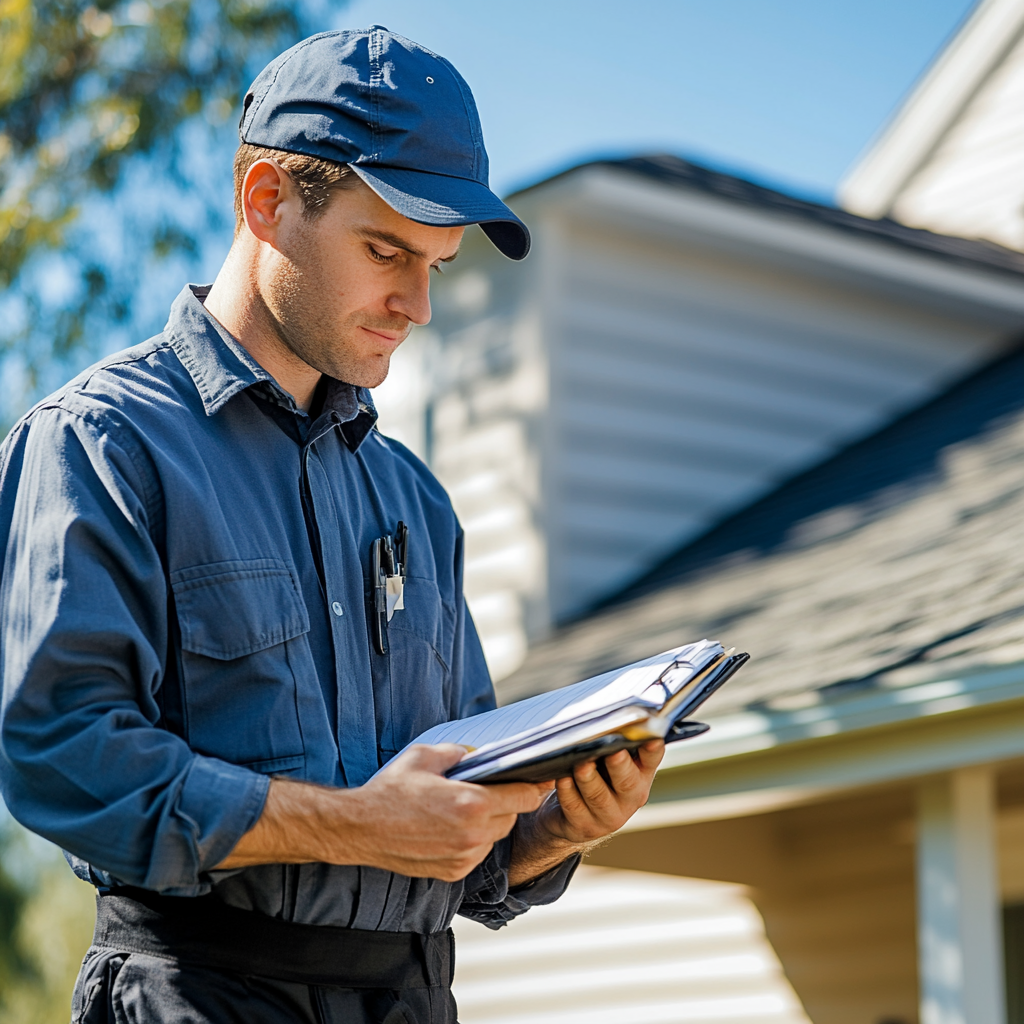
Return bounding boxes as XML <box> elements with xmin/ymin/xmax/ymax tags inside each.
<box><xmin>513</xmin><ymin>154</ymin><xmax>1024</xmax><ymax>279</ymax></box>
<box><xmin>499</xmin><ymin>344</ymin><xmax>1024</xmax><ymax>714</ymax></box>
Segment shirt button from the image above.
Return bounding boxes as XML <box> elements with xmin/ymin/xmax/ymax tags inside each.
<box><xmin>331</xmin><ymin>602</ymin><xmax>344</xmax><ymax>617</ymax></box>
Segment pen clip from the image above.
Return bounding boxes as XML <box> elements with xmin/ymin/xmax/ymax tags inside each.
<box><xmin>371</xmin><ymin>537</ymin><xmax>389</xmax><ymax>656</ymax></box>
<box><xmin>395</xmin><ymin>520</ymin><xmax>408</xmax><ymax>577</ymax></box>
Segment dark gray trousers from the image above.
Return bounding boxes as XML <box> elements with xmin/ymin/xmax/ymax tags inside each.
<box><xmin>70</xmin><ymin>947</ymin><xmax>458</xmax><ymax>1024</ymax></box>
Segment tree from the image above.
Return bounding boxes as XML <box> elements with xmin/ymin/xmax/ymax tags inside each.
<box><xmin>0</xmin><ymin>0</ymin><xmax>340</xmax><ymax>420</ymax></box>
<box><xmin>0</xmin><ymin>813</ymin><xmax>97</xmax><ymax>1024</ymax></box>
<box><xmin>0</xmin><ymin>3</ymin><xmax>345</xmax><ymax>1015</ymax></box>
<box><xmin>0</xmin><ymin>822</ymin><xmax>33</xmax><ymax>1002</ymax></box>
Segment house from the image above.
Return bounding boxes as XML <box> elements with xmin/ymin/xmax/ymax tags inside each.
<box><xmin>371</xmin><ymin>5</ymin><xmax>1024</xmax><ymax>1021</ymax></box>
<box><xmin>495</xmin><ymin>341</ymin><xmax>1024</xmax><ymax>1024</ymax></box>
<box><xmin>450</xmin><ymin>865</ymin><xmax>812</xmax><ymax>1024</ymax></box>
<box><xmin>376</xmin><ymin>154</ymin><xmax>1024</xmax><ymax>682</ymax></box>
<box><xmin>839</xmin><ymin>0</ymin><xmax>1024</xmax><ymax>251</ymax></box>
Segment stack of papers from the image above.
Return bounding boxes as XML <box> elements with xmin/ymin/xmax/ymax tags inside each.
<box><xmin>405</xmin><ymin>639</ymin><xmax>748</xmax><ymax>784</ymax></box>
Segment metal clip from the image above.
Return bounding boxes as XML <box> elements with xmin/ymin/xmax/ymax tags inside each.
<box><xmin>370</xmin><ymin>522</ymin><xmax>409</xmax><ymax>655</ymax></box>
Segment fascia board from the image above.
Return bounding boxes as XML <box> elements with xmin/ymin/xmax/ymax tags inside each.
<box><xmin>665</xmin><ymin>660</ymin><xmax>1024</xmax><ymax>768</ymax></box>
<box><xmin>549</xmin><ymin>167</ymin><xmax>1024</xmax><ymax>324</ymax></box>
<box><xmin>625</xmin><ymin>661</ymin><xmax>1024</xmax><ymax>830</ymax></box>
<box><xmin>838</xmin><ymin>0</ymin><xmax>1024</xmax><ymax>217</ymax></box>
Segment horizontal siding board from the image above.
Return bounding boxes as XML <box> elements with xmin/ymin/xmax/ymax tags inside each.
<box><xmin>558</xmin><ymin>483</ymin><xmax>753</xmax><ymax>524</ymax></box>
<box><xmin>556</xmin><ymin>490</ymin><xmax>743</xmax><ymax>524</ymax></box>
<box><xmin>559</xmin><ymin>400</ymin><xmax>826</xmax><ymax>467</ymax></box>
<box><xmin>563</xmin><ymin>345</ymin><xmax>880</xmax><ymax>428</ymax></box>
<box><xmin>552</xmin><ymin>505</ymin><xmax>704</xmax><ymax>552</ymax></box>
<box><xmin>562</xmin><ymin>360</ymin><xmax>874</xmax><ymax>440</ymax></box>
<box><xmin>562</xmin><ymin>297</ymin><xmax>964</xmax><ymax>399</ymax></box>
<box><xmin>559</xmin><ymin>455</ymin><xmax>754</xmax><ymax>503</ymax></box>
<box><xmin>561</xmin><ymin>424</ymin><xmax>773</xmax><ymax>475</ymax></box>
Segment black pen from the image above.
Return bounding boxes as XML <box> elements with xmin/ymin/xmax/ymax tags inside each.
<box><xmin>371</xmin><ymin>537</ymin><xmax>389</xmax><ymax>655</ymax></box>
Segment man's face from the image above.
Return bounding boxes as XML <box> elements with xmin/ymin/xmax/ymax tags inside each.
<box><xmin>258</xmin><ymin>177</ymin><xmax>463</xmax><ymax>388</ymax></box>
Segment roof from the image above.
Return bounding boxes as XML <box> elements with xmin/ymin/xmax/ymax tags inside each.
<box><xmin>498</xmin><ymin>341</ymin><xmax>1024</xmax><ymax>715</ymax></box>
<box><xmin>511</xmin><ymin>153</ymin><xmax>1024</xmax><ymax>279</ymax></box>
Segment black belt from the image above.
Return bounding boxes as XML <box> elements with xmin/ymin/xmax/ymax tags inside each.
<box><xmin>94</xmin><ymin>888</ymin><xmax>454</xmax><ymax>990</ymax></box>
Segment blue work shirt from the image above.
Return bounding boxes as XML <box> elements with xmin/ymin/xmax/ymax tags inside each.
<box><xmin>0</xmin><ymin>285</ymin><xmax>575</xmax><ymax>931</ymax></box>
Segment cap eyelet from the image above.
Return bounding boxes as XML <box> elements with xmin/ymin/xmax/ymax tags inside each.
<box><xmin>425</xmin><ymin>76</ymin><xmax>434</xmax><ymax>84</ymax></box>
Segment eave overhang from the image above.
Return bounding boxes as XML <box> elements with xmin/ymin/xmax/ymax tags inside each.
<box><xmin>628</xmin><ymin>660</ymin><xmax>1024</xmax><ymax>831</ymax></box>
<box><xmin>513</xmin><ymin>166</ymin><xmax>1024</xmax><ymax>327</ymax></box>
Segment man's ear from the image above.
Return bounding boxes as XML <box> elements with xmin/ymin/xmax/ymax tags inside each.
<box><xmin>242</xmin><ymin>159</ymin><xmax>296</xmax><ymax>246</ymax></box>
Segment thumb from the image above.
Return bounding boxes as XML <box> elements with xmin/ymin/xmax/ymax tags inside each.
<box><xmin>394</xmin><ymin>742</ymin><xmax>470</xmax><ymax>775</ymax></box>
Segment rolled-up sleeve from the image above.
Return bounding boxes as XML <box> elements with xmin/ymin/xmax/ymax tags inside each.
<box><xmin>0</xmin><ymin>406</ymin><xmax>267</xmax><ymax>895</ymax></box>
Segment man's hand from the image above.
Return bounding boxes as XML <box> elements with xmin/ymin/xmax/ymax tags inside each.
<box><xmin>218</xmin><ymin>744</ymin><xmax>553</xmax><ymax>882</ymax></box>
<box><xmin>508</xmin><ymin>740</ymin><xmax>665</xmax><ymax>886</ymax></box>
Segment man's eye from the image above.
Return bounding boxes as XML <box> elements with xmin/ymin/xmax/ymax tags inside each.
<box><xmin>369</xmin><ymin>247</ymin><xmax>398</xmax><ymax>264</ymax></box>
<box><xmin>431</xmin><ymin>263</ymin><xmax>445</xmax><ymax>275</ymax></box>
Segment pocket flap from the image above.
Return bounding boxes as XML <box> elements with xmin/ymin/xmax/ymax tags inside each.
<box><xmin>171</xmin><ymin>559</ymin><xmax>309</xmax><ymax>660</ymax></box>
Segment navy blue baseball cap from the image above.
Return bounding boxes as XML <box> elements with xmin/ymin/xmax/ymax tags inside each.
<box><xmin>239</xmin><ymin>27</ymin><xmax>530</xmax><ymax>260</ymax></box>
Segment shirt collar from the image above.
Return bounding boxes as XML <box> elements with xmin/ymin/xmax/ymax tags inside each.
<box><xmin>165</xmin><ymin>284</ymin><xmax>378</xmax><ymax>452</ymax></box>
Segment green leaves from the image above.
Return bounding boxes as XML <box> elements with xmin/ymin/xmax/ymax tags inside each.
<box><xmin>0</xmin><ymin>816</ymin><xmax>96</xmax><ymax>1024</ymax></box>
<box><xmin>0</xmin><ymin>823</ymin><xmax>34</xmax><ymax>1000</ymax></box>
<box><xmin>0</xmin><ymin>0</ymin><xmax>333</xmax><ymax>421</ymax></box>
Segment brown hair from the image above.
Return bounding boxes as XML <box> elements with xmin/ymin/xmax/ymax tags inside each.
<box><xmin>232</xmin><ymin>143</ymin><xmax>359</xmax><ymax>233</ymax></box>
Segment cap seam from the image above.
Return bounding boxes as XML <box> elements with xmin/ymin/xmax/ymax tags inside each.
<box><xmin>368</xmin><ymin>27</ymin><xmax>384</xmax><ymax>162</ymax></box>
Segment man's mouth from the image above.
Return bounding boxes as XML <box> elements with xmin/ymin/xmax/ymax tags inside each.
<box><xmin>359</xmin><ymin>325</ymin><xmax>407</xmax><ymax>345</ymax></box>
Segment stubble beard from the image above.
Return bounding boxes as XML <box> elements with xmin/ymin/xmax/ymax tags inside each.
<box><xmin>264</xmin><ymin>227</ymin><xmax>407</xmax><ymax>389</ymax></box>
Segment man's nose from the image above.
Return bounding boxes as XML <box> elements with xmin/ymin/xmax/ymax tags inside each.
<box><xmin>387</xmin><ymin>268</ymin><xmax>432</xmax><ymax>327</ymax></box>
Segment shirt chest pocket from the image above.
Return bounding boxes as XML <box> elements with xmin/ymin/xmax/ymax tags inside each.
<box><xmin>379</xmin><ymin>575</ymin><xmax>457</xmax><ymax>752</ymax></box>
<box><xmin>171</xmin><ymin>560</ymin><xmax>310</xmax><ymax>774</ymax></box>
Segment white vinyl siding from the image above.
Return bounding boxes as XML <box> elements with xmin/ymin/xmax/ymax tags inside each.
<box><xmin>376</xmin><ymin>169</ymin><xmax>1024</xmax><ymax>679</ymax></box>
<box><xmin>890</xmin><ymin>27</ymin><xmax>1024</xmax><ymax>251</ymax></box>
<box><xmin>452</xmin><ymin>866</ymin><xmax>811</xmax><ymax>1024</ymax></box>
<box><xmin>544</xmin><ymin>216</ymin><xmax>1007</xmax><ymax>619</ymax></box>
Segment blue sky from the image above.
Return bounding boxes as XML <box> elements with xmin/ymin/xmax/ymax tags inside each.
<box><xmin>331</xmin><ymin>0</ymin><xmax>975</xmax><ymax>201</ymax></box>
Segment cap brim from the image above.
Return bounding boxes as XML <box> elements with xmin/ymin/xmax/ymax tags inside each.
<box><xmin>348</xmin><ymin>165</ymin><xmax>531</xmax><ymax>261</ymax></box>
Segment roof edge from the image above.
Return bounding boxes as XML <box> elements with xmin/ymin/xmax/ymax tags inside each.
<box><xmin>507</xmin><ymin>154</ymin><xmax>1024</xmax><ymax>279</ymax></box>
<box><xmin>663</xmin><ymin>659</ymin><xmax>1024</xmax><ymax>773</ymax></box>
<box><xmin>620</xmin><ymin>660</ymin><xmax>1024</xmax><ymax>830</ymax></box>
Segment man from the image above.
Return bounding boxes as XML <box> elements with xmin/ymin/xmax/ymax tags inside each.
<box><xmin>0</xmin><ymin>27</ymin><xmax>664</xmax><ymax>1024</ymax></box>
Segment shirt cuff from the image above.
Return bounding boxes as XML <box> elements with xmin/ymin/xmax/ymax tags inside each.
<box><xmin>143</xmin><ymin>755</ymin><xmax>269</xmax><ymax>894</ymax></box>
<box><xmin>457</xmin><ymin>836</ymin><xmax>582</xmax><ymax>930</ymax></box>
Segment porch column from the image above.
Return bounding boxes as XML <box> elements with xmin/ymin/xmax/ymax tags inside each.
<box><xmin>917</xmin><ymin>767</ymin><xmax>1005</xmax><ymax>1024</ymax></box>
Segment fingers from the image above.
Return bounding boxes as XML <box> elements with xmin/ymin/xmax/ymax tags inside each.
<box><xmin>636</xmin><ymin>739</ymin><xmax>665</xmax><ymax>774</ymax></box>
<box><xmin>550</xmin><ymin>744</ymin><xmax>664</xmax><ymax>834</ymax></box>
<box><xmin>394</xmin><ymin>743</ymin><xmax>469</xmax><ymax>774</ymax></box>
<box><xmin>601</xmin><ymin>750</ymin><xmax>633</xmax><ymax>789</ymax></box>
<box><xmin>554</xmin><ymin>773</ymin><xmax>587</xmax><ymax>817</ymax></box>
<box><xmin>484</xmin><ymin>780</ymin><xmax>553</xmax><ymax>815</ymax></box>
<box><xmin>572</xmin><ymin>759</ymin><xmax>619</xmax><ymax>813</ymax></box>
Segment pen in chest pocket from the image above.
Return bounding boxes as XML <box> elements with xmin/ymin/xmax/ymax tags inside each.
<box><xmin>370</xmin><ymin>521</ymin><xmax>408</xmax><ymax>656</ymax></box>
